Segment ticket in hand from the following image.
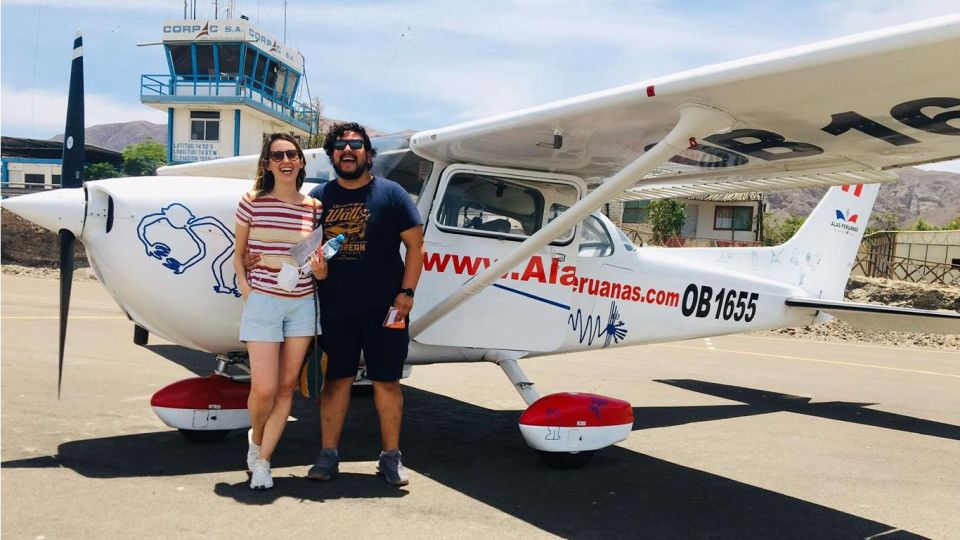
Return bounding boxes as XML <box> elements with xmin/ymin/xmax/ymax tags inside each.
<box><xmin>288</xmin><ymin>226</ymin><xmax>324</xmax><ymax>266</ymax></box>
<box><xmin>383</xmin><ymin>307</ymin><xmax>406</xmax><ymax>329</ymax></box>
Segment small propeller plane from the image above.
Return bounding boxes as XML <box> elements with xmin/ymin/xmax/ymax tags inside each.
<box><xmin>4</xmin><ymin>16</ymin><xmax>959</xmax><ymax>468</ymax></box>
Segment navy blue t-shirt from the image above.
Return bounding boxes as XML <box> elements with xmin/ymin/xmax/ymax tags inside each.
<box><xmin>309</xmin><ymin>176</ymin><xmax>422</xmax><ymax>318</ymax></box>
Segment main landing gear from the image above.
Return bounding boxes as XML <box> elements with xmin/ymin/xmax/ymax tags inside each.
<box><xmin>150</xmin><ymin>352</ymin><xmax>251</xmax><ymax>443</ymax></box>
<box><xmin>493</xmin><ymin>353</ymin><xmax>634</xmax><ymax>469</ymax></box>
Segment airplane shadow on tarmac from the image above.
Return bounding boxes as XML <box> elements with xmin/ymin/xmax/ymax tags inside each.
<box><xmin>4</xmin><ymin>346</ymin><xmax>947</xmax><ymax>538</ymax></box>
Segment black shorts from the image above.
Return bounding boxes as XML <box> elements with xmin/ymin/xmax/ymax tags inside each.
<box><xmin>320</xmin><ymin>315</ymin><xmax>409</xmax><ymax>382</ymax></box>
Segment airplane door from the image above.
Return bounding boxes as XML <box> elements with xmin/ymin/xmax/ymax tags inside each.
<box><xmin>413</xmin><ymin>165</ymin><xmax>584</xmax><ymax>351</ymax></box>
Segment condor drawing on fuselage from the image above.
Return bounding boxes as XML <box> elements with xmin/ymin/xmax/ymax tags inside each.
<box><xmin>4</xmin><ymin>15</ymin><xmax>959</xmax><ymax>467</ymax></box>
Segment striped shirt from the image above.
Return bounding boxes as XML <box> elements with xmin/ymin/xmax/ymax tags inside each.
<box><xmin>236</xmin><ymin>192</ymin><xmax>322</xmax><ymax>298</ymax></box>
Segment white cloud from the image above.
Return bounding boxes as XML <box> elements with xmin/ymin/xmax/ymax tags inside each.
<box><xmin>1</xmin><ymin>84</ymin><xmax>166</xmax><ymax>138</ymax></box>
<box><xmin>2</xmin><ymin>0</ymin><xmax>188</xmax><ymax>13</ymax></box>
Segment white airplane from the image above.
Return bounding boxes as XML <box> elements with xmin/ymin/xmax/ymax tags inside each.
<box><xmin>5</xmin><ymin>16</ymin><xmax>959</xmax><ymax>468</ymax></box>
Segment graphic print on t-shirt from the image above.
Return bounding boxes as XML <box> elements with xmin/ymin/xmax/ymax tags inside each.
<box><xmin>322</xmin><ymin>201</ymin><xmax>370</xmax><ymax>261</ymax></box>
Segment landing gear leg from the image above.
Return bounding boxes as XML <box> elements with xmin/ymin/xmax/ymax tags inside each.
<box><xmin>495</xmin><ymin>354</ymin><xmax>540</xmax><ymax>406</ymax></box>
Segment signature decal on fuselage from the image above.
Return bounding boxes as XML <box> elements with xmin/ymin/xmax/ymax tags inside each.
<box><xmin>136</xmin><ymin>203</ymin><xmax>239</xmax><ymax>297</ymax></box>
<box><xmin>568</xmin><ymin>301</ymin><xmax>628</xmax><ymax>347</ymax></box>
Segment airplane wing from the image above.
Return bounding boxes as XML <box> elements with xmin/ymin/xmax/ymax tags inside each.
<box><xmin>785</xmin><ymin>298</ymin><xmax>960</xmax><ymax>334</ymax></box>
<box><xmin>158</xmin><ymin>154</ymin><xmax>260</xmax><ymax>179</ymax></box>
<box><xmin>409</xmin><ymin>15</ymin><xmax>960</xmax><ymax>198</ymax></box>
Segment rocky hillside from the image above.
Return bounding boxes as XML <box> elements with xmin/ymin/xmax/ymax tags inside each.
<box><xmin>765</xmin><ymin>167</ymin><xmax>960</xmax><ymax>228</ymax></box>
<box><xmin>51</xmin><ymin>120</ymin><xmax>166</xmax><ymax>152</ymax></box>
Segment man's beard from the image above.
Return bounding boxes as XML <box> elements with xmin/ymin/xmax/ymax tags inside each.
<box><xmin>333</xmin><ymin>158</ymin><xmax>369</xmax><ymax>180</ymax></box>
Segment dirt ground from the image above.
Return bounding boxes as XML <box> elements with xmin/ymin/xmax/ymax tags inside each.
<box><xmin>2</xmin><ymin>208</ymin><xmax>957</xmax><ymax>350</ymax></box>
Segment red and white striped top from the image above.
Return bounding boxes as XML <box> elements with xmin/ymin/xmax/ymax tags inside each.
<box><xmin>235</xmin><ymin>192</ymin><xmax>322</xmax><ymax>298</ymax></box>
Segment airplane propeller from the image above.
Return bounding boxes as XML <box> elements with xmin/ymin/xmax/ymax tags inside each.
<box><xmin>57</xmin><ymin>32</ymin><xmax>86</xmax><ymax>398</ymax></box>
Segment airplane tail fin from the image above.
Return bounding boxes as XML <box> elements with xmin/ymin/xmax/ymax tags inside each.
<box><xmin>661</xmin><ymin>183</ymin><xmax>879</xmax><ymax>301</ymax></box>
<box><xmin>778</xmin><ymin>183</ymin><xmax>879</xmax><ymax>300</ymax></box>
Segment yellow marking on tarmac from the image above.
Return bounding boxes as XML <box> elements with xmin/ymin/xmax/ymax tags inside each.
<box><xmin>2</xmin><ymin>316</ymin><xmax>125</xmax><ymax>320</ymax></box>
<box><xmin>658</xmin><ymin>343</ymin><xmax>960</xmax><ymax>379</ymax></box>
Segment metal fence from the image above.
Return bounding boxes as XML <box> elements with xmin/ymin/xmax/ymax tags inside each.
<box><xmin>1</xmin><ymin>181</ymin><xmax>60</xmax><ymax>198</ymax></box>
<box><xmin>853</xmin><ymin>250</ymin><xmax>960</xmax><ymax>287</ymax></box>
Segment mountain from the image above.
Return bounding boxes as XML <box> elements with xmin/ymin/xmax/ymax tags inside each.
<box><xmin>51</xmin><ymin>120</ymin><xmax>166</xmax><ymax>152</ymax></box>
<box><xmin>762</xmin><ymin>168</ymin><xmax>960</xmax><ymax>228</ymax></box>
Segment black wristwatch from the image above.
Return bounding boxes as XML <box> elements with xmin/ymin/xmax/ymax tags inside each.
<box><xmin>399</xmin><ymin>288</ymin><xmax>415</xmax><ymax>298</ymax></box>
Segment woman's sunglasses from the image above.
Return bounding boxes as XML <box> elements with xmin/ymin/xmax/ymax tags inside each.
<box><xmin>333</xmin><ymin>139</ymin><xmax>365</xmax><ymax>150</ymax></box>
<box><xmin>268</xmin><ymin>149</ymin><xmax>301</xmax><ymax>162</ymax></box>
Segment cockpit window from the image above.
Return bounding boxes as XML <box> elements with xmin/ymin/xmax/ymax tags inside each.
<box><xmin>579</xmin><ymin>215</ymin><xmax>614</xmax><ymax>257</ymax></box>
<box><xmin>436</xmin><ymin>172</ymin><xmax>578</xmax><ymax>243</ymax></box>
<box><xmin>616</xmin><ymin>227</ymin><xmax>639</xmax><ymax>251</ymax></box>
<box><xmin>371</xmin><ymin>147</ymin><xmax>432</xmax><ymax>202</ymax></box>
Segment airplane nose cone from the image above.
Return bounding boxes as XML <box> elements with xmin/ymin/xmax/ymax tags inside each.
<box><xmin>2</xmin><ymin>187</ymin><xmax>86</xmax><ymax>236</ymax></box>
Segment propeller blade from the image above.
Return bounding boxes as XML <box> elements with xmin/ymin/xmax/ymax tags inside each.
<box><xmin>56</xmin><ymin>32</ymin><xmax>84</xmax><ymax>397</ymax></box>
<box><xmin>58</xmin><ymin>230</ymin><xmax>76</xmax><ymax>398</ymax></box>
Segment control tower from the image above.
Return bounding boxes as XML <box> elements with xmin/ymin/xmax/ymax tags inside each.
<box><xmin>141</xmin><ymin>19</ymin><xmax>317</xmax><ymax>164</ymax></box>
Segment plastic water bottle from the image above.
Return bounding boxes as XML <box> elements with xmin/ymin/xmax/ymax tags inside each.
<box><xmin>321</xmin><ymin>234</ymin><xmax>345</xmax><ymax>260</ymax></box>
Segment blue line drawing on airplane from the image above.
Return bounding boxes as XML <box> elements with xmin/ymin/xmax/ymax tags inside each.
<box><xmin>136</xmin><ymin>203</ymin><xmax>239</xmax><ymax>297</ymax></box>
<box><xmin>568</xmin><ymin>301</ymin><xmax>628</xmax><ymax>347</ymax></box>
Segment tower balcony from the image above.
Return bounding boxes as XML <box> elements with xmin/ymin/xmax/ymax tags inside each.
<box><xmin>141</xmin><ymin>74</ymin><xmax>316</xmax><ymax>133</ymax></box>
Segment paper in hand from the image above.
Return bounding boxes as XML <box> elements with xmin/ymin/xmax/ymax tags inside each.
<box><xmin>288</xmin><ymin>226</ymin><xmax>324</xmax><ymax>266</ymax></box>
<box><xmin>383</xmin><ymin>307</ymin><xmax>406</xmax><ymax>329</ymax></box>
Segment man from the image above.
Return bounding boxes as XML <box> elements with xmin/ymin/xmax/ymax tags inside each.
<box><xmin>307</xmin><ymin>122</ymin><xmax>424</xmax><ymax>486</ymax></box>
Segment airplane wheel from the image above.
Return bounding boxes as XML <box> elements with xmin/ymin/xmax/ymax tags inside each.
<box><xmin>178</xmin><ymin>429</ymin><xmax>230</xmax><ymax>443</ymax></box>
<box><xmin>133</xmin><ymin>324</ymin><xmax>149</xmax><ymax>346</ymax></box>
<box><xmin>537</xmin><ymin>450</ymin><xmax>596</xmax><ymax>469</ymax></box>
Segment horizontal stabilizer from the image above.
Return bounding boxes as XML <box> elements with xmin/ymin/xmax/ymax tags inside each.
<box><xmin>786</xmin><ymin>298</ymin><xmax>960</xmax><ymax>334</ymax></box>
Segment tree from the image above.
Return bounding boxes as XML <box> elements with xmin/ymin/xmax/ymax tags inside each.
<box><xmin>122</xmin><ymin>140</ymin><xmax>167</xmax><ymax>176</ymax></box>
<box><xmin>762</xmin><ymin>213</ymin><xmax>805</xmax><ymax>246</ymax></box>
<box><xmin>870</xmin><ymin>211</ymin><xmax>901</xmax><ymax>232</ymax></box>
<box><xmin>910</xmin><ymin>217</ymin><xmax>938</xmax><ymax>231</ymax></box>
<box><xmin>647</xmin><ymin>199</ymin><xmax>686</xmax><ymax>245</ymax></box>
<box><xmin>85</xmin><ymin>162</ymin><xmax>121</xmax><ymax>180</ymax></box>
<box><xmin>304</xmin><ymin>97</ymin><xmax>326</xmax><ymax>148</ymax></box>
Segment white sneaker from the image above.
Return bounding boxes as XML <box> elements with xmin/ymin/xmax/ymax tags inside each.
<box><xmin>249</xmin><ymin>458</ymin><xmax>273</xmax><ymax>490</ymax></box>
<box><xmin>247</xmin><ymin>428</ymin><xmax>260</xmax><ymax>471</ymax></box>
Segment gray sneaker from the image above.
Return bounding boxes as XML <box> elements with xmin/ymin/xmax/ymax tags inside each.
<box><xmin>377</xmin><ymin>449</ymin><xmax>409</xmax><ymax>486</ymax></box>
<box><xmin>307</xmin><ymin>448</ymin><xmax>339</xmax><ymax>481</ymax></box>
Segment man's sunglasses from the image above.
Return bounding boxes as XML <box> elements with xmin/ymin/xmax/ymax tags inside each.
<box><xmin>333</xmin><ymin>139</ymin><xmax>365</xmax><ymax>150</ymax></box>
<box><xmin>268</xmin><ymin>149</ymin><xmax>301</xmax><ymax>162</ymax></box>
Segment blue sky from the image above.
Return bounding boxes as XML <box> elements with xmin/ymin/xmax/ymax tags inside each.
<box><xmin>2</xmin><ymin>0</ymin><xmax>958</xmax><ymax>172</ymax></box>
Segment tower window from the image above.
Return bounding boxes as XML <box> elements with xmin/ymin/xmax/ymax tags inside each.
<box><xmin>190</xmin><ymin>110</ymin><xmax>220</xmax><ymax>141</ymax></box>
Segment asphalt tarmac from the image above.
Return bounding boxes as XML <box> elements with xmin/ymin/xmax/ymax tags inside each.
<box><xmin>2</xmin><ymin>274</ymin><xmax>959</xmax><ymax>539</ymax></box>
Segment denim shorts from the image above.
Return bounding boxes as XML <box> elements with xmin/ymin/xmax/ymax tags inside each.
<box><xmin>240</xmin><ymin>291</ymin><xmax>320</xmax><ymax>342</ymax></box>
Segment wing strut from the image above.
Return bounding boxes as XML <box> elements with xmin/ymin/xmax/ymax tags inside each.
<box><xmin>409</xmin><ymin>104</ymin><xmax>736</xmax><ymax>339</ymax></box>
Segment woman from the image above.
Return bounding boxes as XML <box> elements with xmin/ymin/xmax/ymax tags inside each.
<box><xmin>233</xmin><ymin>133</ymin><xmax>326</xmax><ymax>490</ymax></box>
